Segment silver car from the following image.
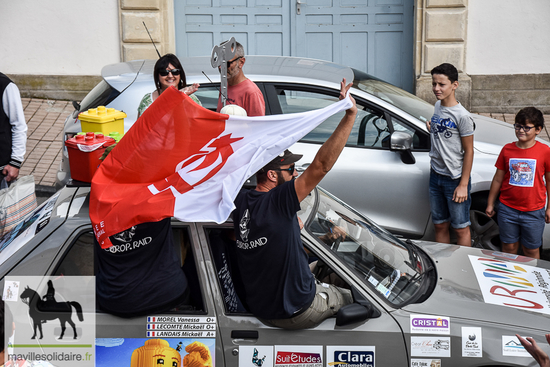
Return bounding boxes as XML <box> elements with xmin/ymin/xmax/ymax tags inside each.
<box><xmin>57</xmin><ymin>56</ymin><xmax>537</xmax><ymax>250</ymax></box>
<box><xmin>2</xmin><ymin>183</ymin><xmax>549</xmax><ymax>366</ymax></box>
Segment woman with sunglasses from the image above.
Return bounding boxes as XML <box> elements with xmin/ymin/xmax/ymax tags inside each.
<box><xmin>138</xmin><ymin>53</ymin><xmax>201</xmax><ymax>117</ymax></box>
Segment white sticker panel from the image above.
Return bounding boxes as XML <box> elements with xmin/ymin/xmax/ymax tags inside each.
<box><xmin>411</xmin><ymin>359</ymin><xmax>441</xmax><ymax>367</ymax></box>
<box><xmin>461</xmin><ymin>327</ymin><xmax>482</xmax><ymax>357</ymax></box>
<box><xmin>240</xmin><ymin>346</ymin><xmax>274</xmax><ymax>367</ymax></box>
<box><xmin>469</xmin><ymin>255</ymin><xmax>550</xmax><ymax>315</ymax></box>
<box><xmin>411</xmin><ymin>337</ymin><xmax>450</xmax><ymax>358</ymax></box>
<box><xmin>502</xmin><ymin>335</ymin><xmax>531</xmax><ymax>357</ymax></box>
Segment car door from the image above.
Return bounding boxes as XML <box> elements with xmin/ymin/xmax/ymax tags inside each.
<box><xmin>195</xmin><ymin>222</ymin><xmax>409</xmax><ymax>367</ymax></box>
<box><xmin>263</xmin><ymin>83</ymin><xmax>432</xmax><ymax>239</ymax></box>
<box><xmin>21</xmin><ymin>213</ymin><xmax>224</xmax><ymax>367</ymax></box>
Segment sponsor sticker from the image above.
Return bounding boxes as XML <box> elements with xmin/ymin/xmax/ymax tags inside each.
<box><xmin>274</xmin><ymin>345</ymin><xmax>322</xmax><ymax>367</ymax></box>
<box><xmin>326</xmin><ymin>346</ymin><xmax>375</xmax><ymax>367</ymax></box>
<box><xmin>411</xmin><ymin>337</ymin><xmax>450</xmax><ymax>358</ymax></box>
<box><xmin>461</xmin><ymin>327</ymin><xmax>482</xmax><ymax>357</ymax></box>
<box><xmin>96</xmin><ymin>338</ymin><xmax>215</xmax><ymax>366</ymax></box>
<box><xmin>410</xmin><ymin>315</ymin><xmax>450</xmax><ymax>334</ymax></box>
<box><xmin>240</xmin><ymin>346</ymin><xmax>274</xmax><ymax>367</ymax></box>
<box><xmin>411</xmin><ymin>359</ymin><xmax>441</xmax><ymax>367</ymax></box>
<box><xmin>469</xmin><ymin>255</ymin><xmax>550</xmax><ymax>315</ymax></box>
<box><xmin>502</xmin><ymin>335</ymin><xmax>531</xmax><ymax>357</ymax></box>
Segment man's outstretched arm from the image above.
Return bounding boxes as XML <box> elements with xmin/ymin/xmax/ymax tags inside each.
<box><xmin>294</xmin><ymin>79</ymin><xmax>357</xmax><ymax>202</ymax></box>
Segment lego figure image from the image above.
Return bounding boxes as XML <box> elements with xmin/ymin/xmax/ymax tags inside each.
<box><xmin>182</xmin><ymin>341</ymin><xmax>213</xmax><ymax>367</ymax></box>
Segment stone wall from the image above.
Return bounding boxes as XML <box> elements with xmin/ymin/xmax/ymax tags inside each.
<box><xmin>471</xmin><ymin>74</ymin><xmax>550</xmax><ymax>114</ymax></box>
<box><xmin>414</xmin><ymin>0</ymin><xmax>470</xmax><ymax>110</ymax></box>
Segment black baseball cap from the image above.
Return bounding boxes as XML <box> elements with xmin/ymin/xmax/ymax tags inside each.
<box><xmin>261</xmin><ymin>149</ymin><xmax>303</xmax><ymax>171</ymax></box>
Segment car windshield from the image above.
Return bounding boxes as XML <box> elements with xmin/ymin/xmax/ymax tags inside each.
<box><xmin>299</xmin><ymin>187</ymin><xmax>426</xmax><ymax>306</ymax></box>
<box><xmin>353</xmin><ymin>69</ymin><xmax>435</xmax><ymax>124</ymax></box>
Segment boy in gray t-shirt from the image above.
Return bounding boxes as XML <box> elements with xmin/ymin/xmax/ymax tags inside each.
<box><xmin>427</xmin><ymin>63</ymin><xmax>474</xmax><ymax>247</ymax></box>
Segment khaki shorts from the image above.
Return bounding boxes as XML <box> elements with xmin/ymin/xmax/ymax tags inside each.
<box><xmin>266</xmin><ymin>281</ymin><xmax>353</xmax><ymax>330</ymax></box>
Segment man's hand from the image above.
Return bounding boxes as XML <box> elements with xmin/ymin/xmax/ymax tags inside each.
<box><xmin>516</xmin><ymin>334</ymin><xmax>550</xmax><ymax>367</ymax></box>
<box><xmin>426</xmin><ymin>120</ymin><xmax>431</xmax><ymax>131</ymax></box>
<box><xmin>2</xmin><ymin>165</ymin><xmax>20</xmax><ymax>182</ymax></box>
<box><xmin>546</xmin><ymin>208</ymin><xmax>550</xmax><ymax>224</ymax></box>
<box><xmin>339</xmin><ymin>79</ymin><xmax>357</xmax><ymax>114</ymax></box>
<box><xmin>453</xmin><ymin>184</ymin><xmax>468</xmax><ymax>203</ymax></box>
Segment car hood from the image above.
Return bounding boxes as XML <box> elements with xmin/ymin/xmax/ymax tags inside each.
<box><xmin>402</xmin><ymin>242</ymin><xmax>550</xmax><ymax>331</ymax></box>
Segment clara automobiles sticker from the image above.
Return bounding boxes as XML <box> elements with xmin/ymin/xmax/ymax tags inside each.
<box><xmin>411</xmin><ymin>337</ymin><xmax>450</xmax><ymax>358</ymax></box>
<box><xmin>502</xmin><ymin>336</ymin><xmax>531</xmax><ymax>357</ymax></box>
<box><xmin>410</xmin><ymin>315</ymin><xmax>450</xmax><ymax>334</ymax></box>
<box><xmin>326</xmin><ymin>346</ymin><xmax>374</xmax><ymax>367</ymax></box>
<box><xmin>461</xmin><ymin>327</ymin><xmax>482</xmax><ymax>357</ymax></box>
<box><xmin>239</xmin><ymin>346</ymin><xmax>273</xmax><ymax>367</ymax></box>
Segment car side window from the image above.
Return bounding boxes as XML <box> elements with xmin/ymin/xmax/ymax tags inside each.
<box><xmin>53</xmin><ymin>226</ymin><xmax>205</xmax><ymax>311</ymax></box>
<box><xmin>192</xmin><ymin>86</ymin><xmax>222</xmax><ymax>111</ymax></box>
<box><xmin>205</xmin><ymin>228</ymin><xmax>249</xmax><ymax>314</ymax></box>
<box><xmin>276</xmin><ymin>88</ymin><xmax>391</xmax><ymax>148</ymax></box>
<box><xmin>53</xmin><ymin>231</ymin><xmax>95</xmax><ymax>277</ymax></box>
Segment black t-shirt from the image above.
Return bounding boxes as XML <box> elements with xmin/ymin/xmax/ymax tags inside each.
<box><xmin>232</xmin><ymin>180</ymin><xmax>315</xmax><ymax>319</ymax></box>
<box><xmin>95</xmin><ymin>218</ymin><xmax>188</xmax><ymax>316</ymax></box>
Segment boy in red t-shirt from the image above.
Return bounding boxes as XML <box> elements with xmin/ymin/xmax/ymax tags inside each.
<box><xmin>486</xmin><ymin>107</ymin><xmax>550</xmax><ymax>258</ymax></box>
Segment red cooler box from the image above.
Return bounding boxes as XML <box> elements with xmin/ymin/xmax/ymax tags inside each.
<box><xmin>65</xmin><ymin>132</ymin><xmax>116</xmax><ymax>182</ymax></box>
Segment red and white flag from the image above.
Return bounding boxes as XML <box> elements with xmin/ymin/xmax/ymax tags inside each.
<box><xmin>90</xmin><ymin>86</ymin><xmax>352</xmax><ymax>248</ymax></box>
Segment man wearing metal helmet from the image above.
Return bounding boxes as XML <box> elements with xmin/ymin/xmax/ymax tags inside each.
<box><xmin>232</xmin><ymin>79</ymin><xmax>357</xmax><ymax>329</ymax></box>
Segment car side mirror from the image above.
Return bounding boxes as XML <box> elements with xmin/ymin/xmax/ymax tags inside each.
<box><xmin>390</xmin><ymin>131</ymin><xmax>415</xmax><ymax>165</ymax></box>
<box><xmin>336</xmin><ymin>303</ymin><xmax>381</xmax><ymax>326</ymax></box>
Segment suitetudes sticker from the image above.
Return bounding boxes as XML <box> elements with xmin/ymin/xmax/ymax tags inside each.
<box><xmin>468</xmin><ymin>255</ymin><xmax>550</xmax><ymax>314</ymax></box>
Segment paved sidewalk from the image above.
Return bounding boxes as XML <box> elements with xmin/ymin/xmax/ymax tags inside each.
<box><xmin>16</xmin><ymin>98</ymin><xmax>550</xmax><ymax>191</ymax></box>
<box><xmin>19</xmin><ymin>98</ymin><xmax>72</xmax><ymax>190</ymax></box>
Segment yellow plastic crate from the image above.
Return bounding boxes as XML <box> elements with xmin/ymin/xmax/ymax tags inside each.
<box><xmin>79</xmin><ymin>106</ymin><xmax>126</xmax><ymax>135</ymax></box>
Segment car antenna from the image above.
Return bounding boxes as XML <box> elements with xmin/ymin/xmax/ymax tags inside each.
<box><xmin>201</xmin><ymin>71</ymin><xmax>228</xmax><ymax>102</ymax></box>
<box><xmin>143</xmin><ymin>21</ymin><xmax>161</xmax><ymax>58</ymax></box>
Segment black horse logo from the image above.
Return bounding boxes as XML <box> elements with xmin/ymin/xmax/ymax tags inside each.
<box><xmin>20</xmin><ymin>281</ymin><xmax>83</xmax><ymax>340</ymax></box>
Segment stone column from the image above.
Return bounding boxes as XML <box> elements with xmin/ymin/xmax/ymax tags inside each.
<box><xmin>119</xmin><ymin>0</ymin><xmax>175</xmax><ymax>61</ymax></box>
<box><xmin>415</xmin><ymin>0</ymin><xmax>470</xmax><ymax>109</ymax></box>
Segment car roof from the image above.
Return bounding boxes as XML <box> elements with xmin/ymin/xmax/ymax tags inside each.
<box><xmin>101</xmin><ymin>56</ymin><xmax>360</xmax><ymax>93</ymax></box>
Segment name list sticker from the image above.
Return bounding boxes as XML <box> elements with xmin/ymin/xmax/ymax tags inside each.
<box><xmin>146</xmin><ymin>316</ymin><xmax>217</xmax><ymax>338</ymax></box>
<box><xmin>410</xmin><ymin>314</ymin><xmax>450</xmax><ymax>335</ymax></box>
<box><xmin>461</xmin><ymin>327</ymin><xmax>482</xmax><ymax>358</ymax></box>
<box><xmin>146</xmin><ymin>330</ymin><xmax>216</xmax><ymax>338</ymax></box>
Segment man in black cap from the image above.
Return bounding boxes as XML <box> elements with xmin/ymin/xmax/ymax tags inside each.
<box><xmin>232</xmin><ymin>79</ymin><xmax>357</xmax><ymax>329</ymax></box>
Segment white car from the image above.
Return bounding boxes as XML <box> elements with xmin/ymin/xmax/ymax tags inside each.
<box><xmin>57</xmin><ymin>56</ymin><xmax>542</xmax><ymax>249</ymax></box>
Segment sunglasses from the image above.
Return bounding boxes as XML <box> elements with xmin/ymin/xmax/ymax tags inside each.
<box><xmin>226</xmin><ymin>56</ymin><xmax>242</xmax><ymax>68</ymax></box>
<box><xmin>513</xmin><ymin>123</ymin><xmax>536</xmax><ymax>132</ymax></box>
<box><xmin>159</xmin><ymin>68</ymin><xmax>181</xmax><ymax>77</ymax></box>
<box><xmin>272</xmin><ymin>164</ymin><xmax>295</xmax><ymax>173</ymax></box>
